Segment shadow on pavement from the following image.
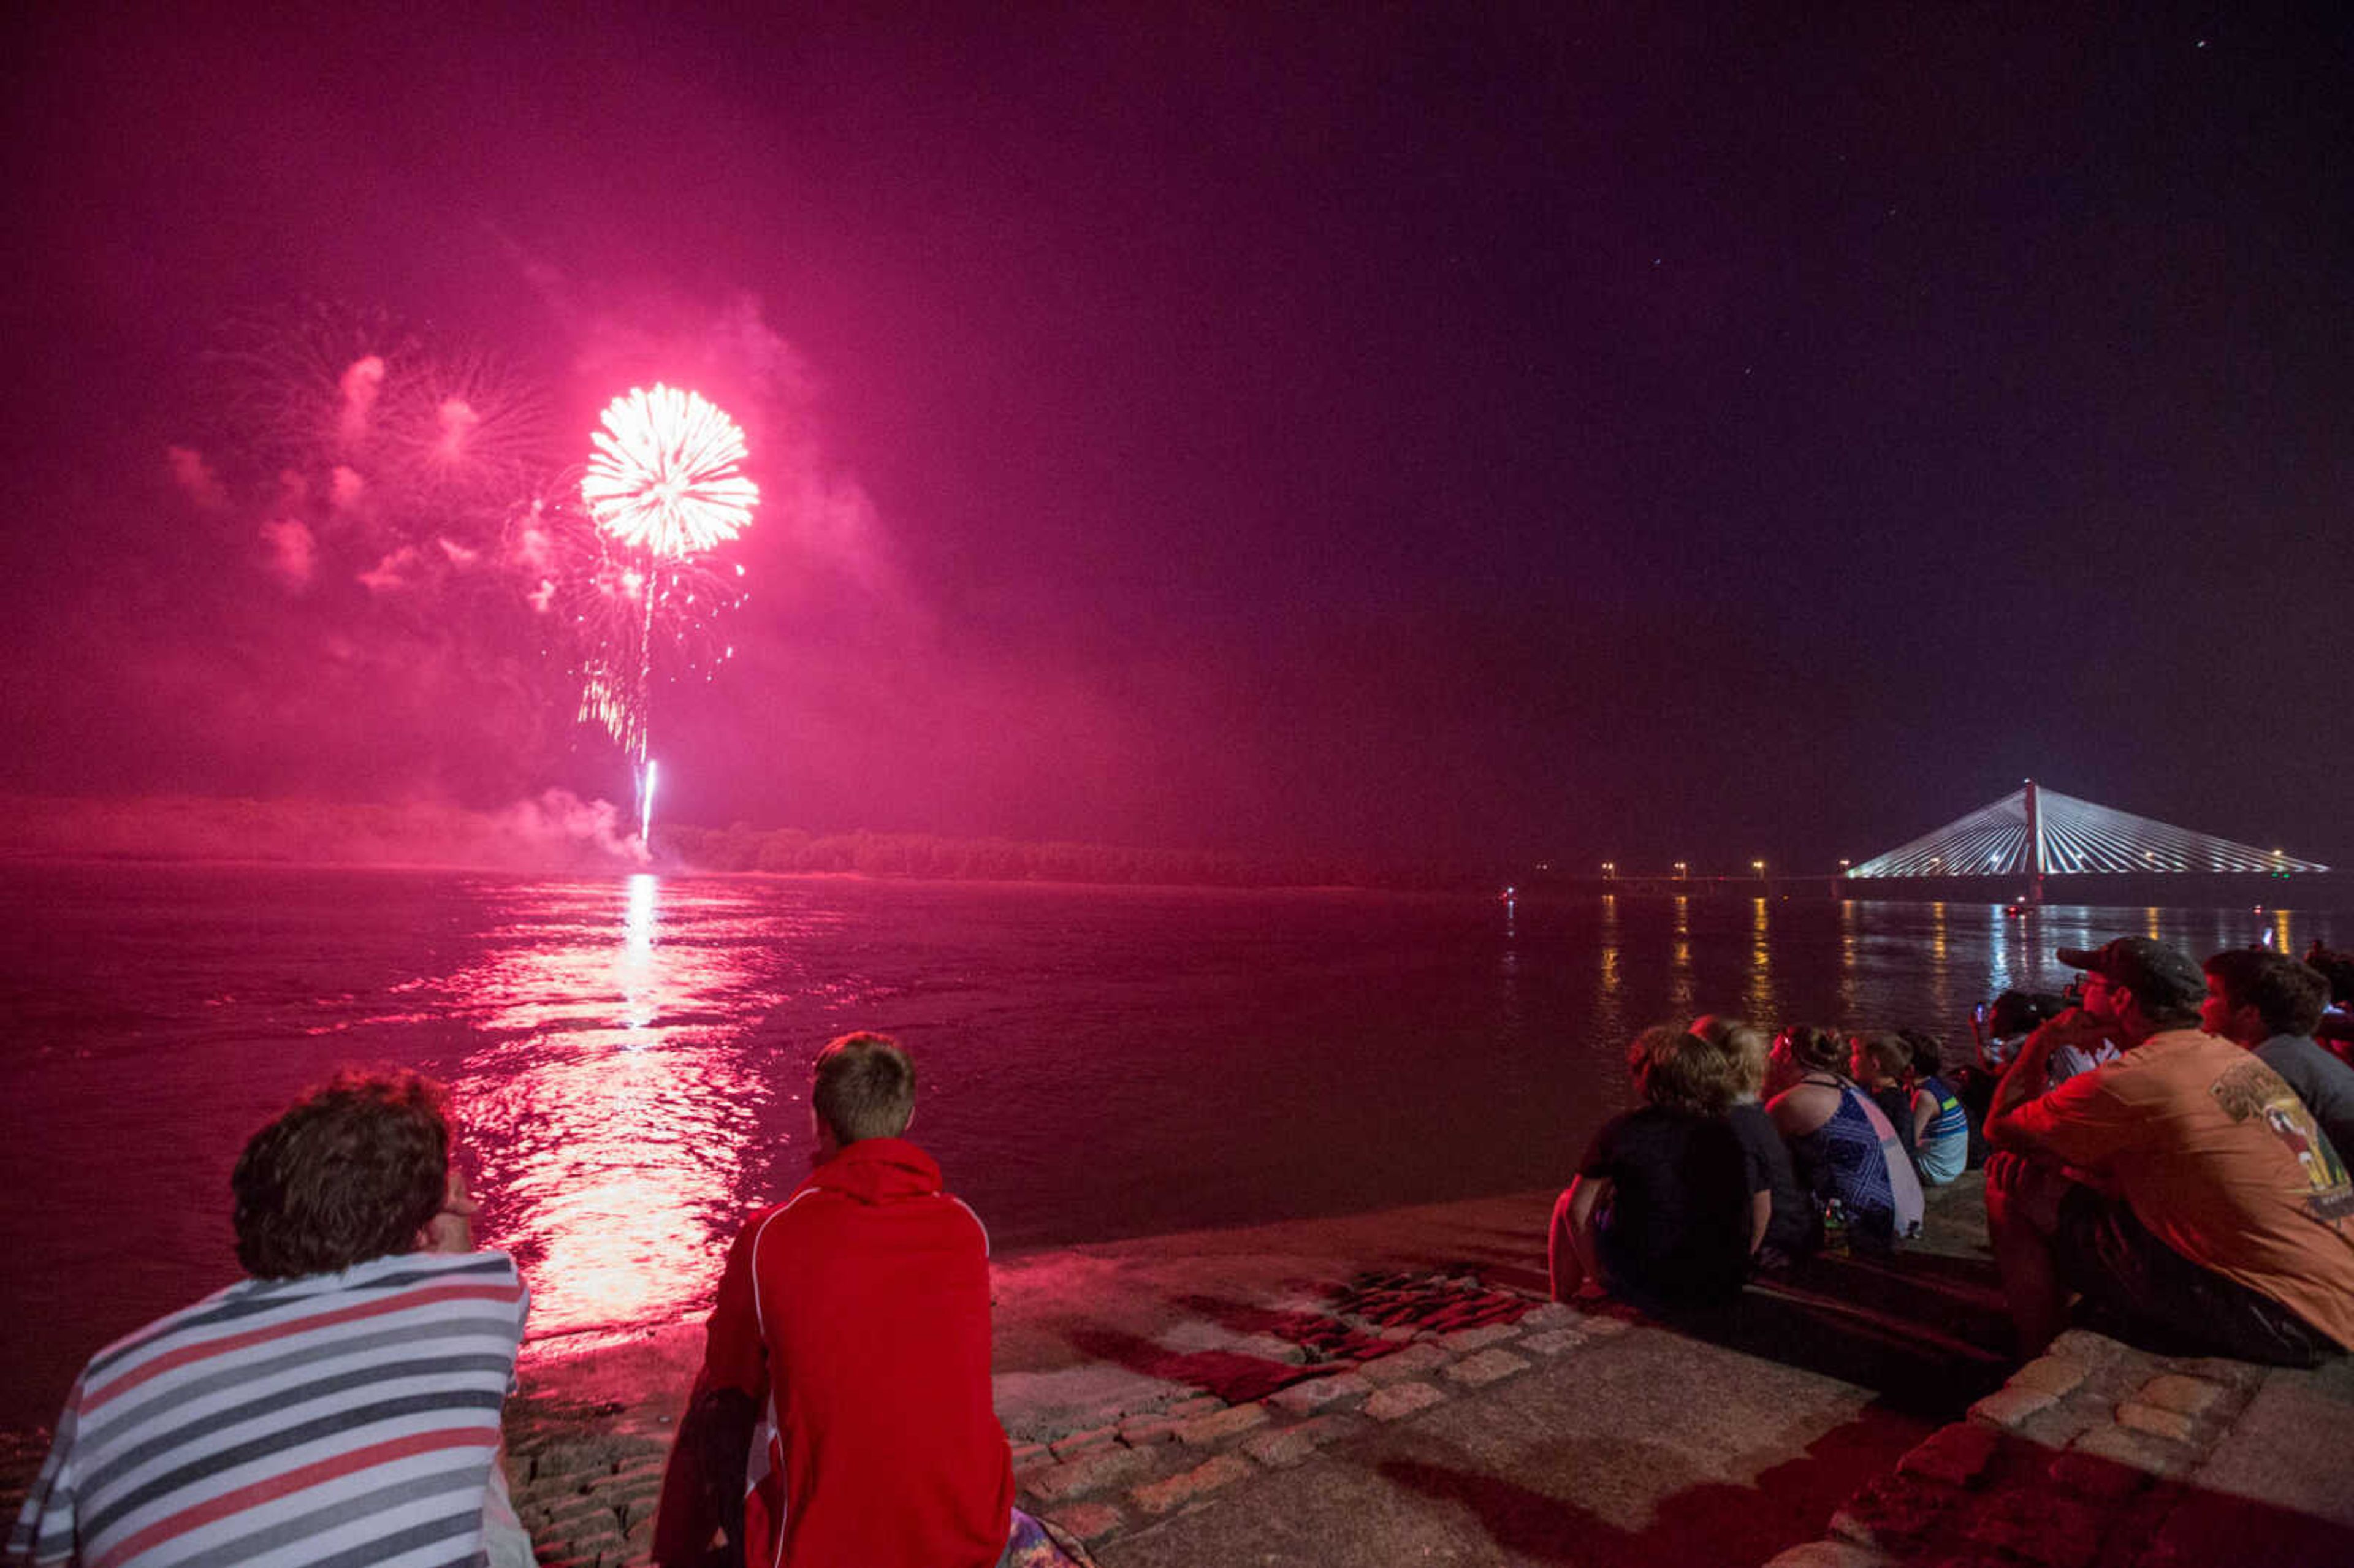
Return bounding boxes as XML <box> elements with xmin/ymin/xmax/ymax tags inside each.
<box><xmin>1377</xmin><ymin>1400</ymin><xmax>1924</xmax><ymax>1567</ymax></box>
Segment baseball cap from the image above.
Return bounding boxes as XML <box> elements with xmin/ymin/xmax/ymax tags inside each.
<box><xmin>2055</xmin><ymin>936</ymin><xmax>2205</xmax><ymax>1011</ymax></box>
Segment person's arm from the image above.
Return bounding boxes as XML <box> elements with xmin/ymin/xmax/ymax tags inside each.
<box><xmin>1912</xmin><ymin>1087</ymin><xmax>1937</xmax><ymax>1144</ymax></box>
<box><xmin>1735</xmin><ymin>1118</ymin><xmax>1775</xmax><ymax>1254</ymax></box>
<box><xmin>1983</xmin><ymin>1013</ymin><xmax>2097</xmax><ymax>1155</ymax></box>
<box><xmin>653</xmin><ymin>1214</ymin><xmax>773</xmax><ymax>1568</ymax></box>
<box><xmin>1564</xmin><ymin>1174</ymin><xmax>1612</xmax><ymax>1296</ymax></box>
<box><xmin>1768</xmin><ymin>1081</ymin><xmax>1837</xmax><ymax>1140</ymax></box>
<box><xmin>1987</xmin><ymin>1032</ymin><xmax>2139</xmax><ymax>1171</ymax></box>
<box><xmin>9</xmin><ymin>1382</ymin><xmax>81</xmax><ymax>1567</ymax></box>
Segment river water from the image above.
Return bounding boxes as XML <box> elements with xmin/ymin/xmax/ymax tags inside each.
<box><xmin>2</xmin><ymin>862</ymin><xmax>2342</xmax><ymax>1426</ymax></box>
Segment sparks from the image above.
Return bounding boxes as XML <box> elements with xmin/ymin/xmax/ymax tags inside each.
<box><xmin>581</xmin><ymin>385</ymin><xmax>759</xmax><ymax>558</ymax></box>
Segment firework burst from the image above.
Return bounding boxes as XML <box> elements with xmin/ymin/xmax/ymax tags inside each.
<box><xmin>200</xmin><ymin>313</ymin><xmax>761</xmax><ymax>844</ymax></box>
<box><xmin>581</xmin><ymin>385</ymin><xmax>760</xmax><ymax>558</ymax></box>
<box><xmin>546</xmin><ymin>386</ymin><xmax>759</xmax><ymax>842</ymax></box>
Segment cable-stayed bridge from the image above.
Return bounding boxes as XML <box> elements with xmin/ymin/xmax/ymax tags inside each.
<box><xmin>1845</xmin><ymin>779</ymin><xmax>2328</xmax><ymax>902</ymax></box>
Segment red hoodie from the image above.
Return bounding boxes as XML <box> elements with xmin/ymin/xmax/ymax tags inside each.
<box><xmin>691</xmin><ymin>1138</ymin><xmax>1015</xmax><ymax>1568</ymax></box>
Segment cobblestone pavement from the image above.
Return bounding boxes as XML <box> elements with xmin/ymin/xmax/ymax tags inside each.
<box><xmin>1766</xmin><ymin>1329</ymin><xmax>2354</xmax><ymax>1568</ymax></box>
<box><xmin>998</xmin><ymin>1270</ymin><xmax>1582</xmax><ymax>1552</ymax></box>
<box><xmin>501</xmin><ymin>1393</ymin><xmax>672</xmax><ymax>1568</ymax></box>
<box><xmin>495</xmin><ymin>1268</ymin><xmax>1583</xmax><ymax>1566</ymax></box>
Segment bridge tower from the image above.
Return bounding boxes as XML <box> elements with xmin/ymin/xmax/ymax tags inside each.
<box><xmin>2023</xmin><ymin>778</ymin><xmax>2043</xmax><ymax>905</ymax></box>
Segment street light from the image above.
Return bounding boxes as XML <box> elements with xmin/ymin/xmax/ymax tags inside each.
<box><xmin>1672</xmin><ymin>861</ymin><xmax>1688</xmax><ymax>880</ymax></box>
<box><xmin>1751</xmin><ymin>859</ymin><xmax>1767</xmax><ymax>880</ymax></box>
<box><xmin>1601</xmin><ymin>861</ymin><xmax>1617</xmax><ymax>880</ymax></box>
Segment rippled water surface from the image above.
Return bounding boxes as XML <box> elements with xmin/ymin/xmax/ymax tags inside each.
<box><xmin>2</xmin><ymin>863</ymin><xmax>2342</xmax><ymax>1425</ymax></box>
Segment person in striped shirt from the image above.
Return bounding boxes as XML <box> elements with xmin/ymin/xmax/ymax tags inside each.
<box><xmin>10</xmin><ymin>1070</ymin><xmax>530</xmax><ymax>1568</ymax></box>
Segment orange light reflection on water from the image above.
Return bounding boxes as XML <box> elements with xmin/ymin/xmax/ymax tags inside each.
<box><xmin>449</xmin><ymin>875</ymin><xmax>787</xmax><ymax>1342</ymax></box>
<box><xmin>1743</xmin><ymin>896</ymin><xmax>1775</xmax><ymax>1024</ymax></box>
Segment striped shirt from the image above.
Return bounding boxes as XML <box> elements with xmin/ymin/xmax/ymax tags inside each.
<box><xmin>10</xmin><ymin>1250</ymin><xmax>528</xmax><ymax>1568</ymax></box>
<box><xmin>1913</xmin><ymin>1074</ymin><xmax>1970</xmax><ymax>1185</ymax></box>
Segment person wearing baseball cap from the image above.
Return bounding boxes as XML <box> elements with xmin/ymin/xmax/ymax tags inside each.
<box><xmin>1982</xmin><ymin>935</ymin><xmax>2354</xmax><ymax>1364</ymax></box>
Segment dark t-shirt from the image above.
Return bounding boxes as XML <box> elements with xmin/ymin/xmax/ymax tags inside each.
<box><xmin>1728</xmin><ymin>1101</ymin><xmax>1814</xmax><ymax>1256</ymax></box>
<box><xmin>2255</xmin><ymin>1033</ymin><xmax>2354</xmax><ymax>1168</ymax></box>
<box><xmin>1579</xmin><ymin>1106</ymin><xmax>1754</xmax><ymax>1306</ymax></box>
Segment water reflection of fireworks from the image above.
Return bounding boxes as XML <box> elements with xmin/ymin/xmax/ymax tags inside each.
<box><xmin>435</xmin><ymin>875</ymin><xmax>793</xmax><ymax>1336</ymax></box>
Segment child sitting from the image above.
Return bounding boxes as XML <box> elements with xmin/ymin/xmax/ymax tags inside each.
<box><xmin>1849</xmin><ymin>1033</ymin><xmax>1920</xmax><ymax>1160</ymax></box>
<box><xmin>1693</xmin><ymin>1013</ymin><xmax>1815</xmax><ymax>1265</ymax></box>
<box><xmin>1900</xmin><ymin>1029</ymin><xmax>1969</xmax><ymax>1185</ymax></box>
<box><xmin>1550</xmin><ymin>1025</ymin><xmax>1759</xmax><ymax>1311</ymax></box>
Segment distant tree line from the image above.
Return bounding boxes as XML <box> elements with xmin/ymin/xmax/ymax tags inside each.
<box><xmin>653</xmin><ymin>823</ymin><xmax>1432</xmax><ymax>889</ymax></box>
<box><xmin>0</xmin><ymin>793</ymin><xmax>1462</xmax><ymax>890</ymax></box>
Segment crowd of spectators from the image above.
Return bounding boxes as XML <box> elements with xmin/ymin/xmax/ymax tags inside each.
<box><xmin>1551</xmin><ymin>935</ymin><xmax>2354</xmax><ymax>1374</ymax></box>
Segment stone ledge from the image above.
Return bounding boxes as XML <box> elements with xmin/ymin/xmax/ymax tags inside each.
<box><xmin>1965</xmin><ymin>1386</ymin><xmax>2054</xmax><ymax>1430</ymax></box>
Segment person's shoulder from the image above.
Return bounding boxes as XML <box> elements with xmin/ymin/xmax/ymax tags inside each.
<box><xmin>77</xmin><ymin>1276</ymin><xmax>253</xmax><ymax>1383</ymax></box>
<box><xmin>1767</xmin><ymin>1079</ymin><xmax>1835</xmax><ymax>1114</ymax></box>
<box><xmin>1584</xmin><ymin>1107</ymin><xmax>1641</xmax><ymax>1152</ymax></box>
<box><xmin>2258</xmin><ymin>1033</ymin><xmax>2354</xmax><ymax>1079</ymax></box>
<box><xmin>2104</xmin><ymin>1029</ymin><xmax>2217</xmax><ymax>1071</ymax></box>
<box><xmin>2079</xmin><ymin>1031</ymin><xmax>2239</xmax><ymax>1103</ymax></box>
<box><xmin>352</xmin><ymin>1250</ymin><xmax>528</xmax><ymax>1325</ymax></box>
<box><xmin>734</xmin><ymin>1187</ymin><xmax>829</xmax><ymax>1246</ymax></box>
<box><xmin>345</xmin><ymin>1247</ymin><xmax>522</xmax><ymax>1287</ymax></box>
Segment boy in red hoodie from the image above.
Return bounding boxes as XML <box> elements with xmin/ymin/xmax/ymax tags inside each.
<box><xmin>655</xmin><ymin>1033</ymin><xmax>1053</xmax><ymax>1568</ymax></box>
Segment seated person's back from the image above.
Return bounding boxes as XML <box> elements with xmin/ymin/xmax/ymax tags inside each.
<box><xmin>1901</xmin><ymin>1029</ymin><xmax>1970</xmax><ymax>1186</ymax></box>
<box><xmin>1692</xmin><ymin>1014</ymin><xmax>1815</xmax><ymax>1260</ymax></box>
<box><xmin>2204</xmin><ymin>946</ymin><xmax>2354</xmax><ymax>1165</ymax></box>
<box><xmin>1850</xmin><ymin>1032</ymin><xmax>1920</xmax><ymax>1157</ymax></box>
<box><xmin>656</xmin><ymin>1032</ymin><xmax>1019</xmax><ymax>1568</ymax></box>
<box><xmin>1552</xmin><ymin>1026</ymin><xmax>1759</xmax><ymax>1309</ymax></box>
<box><xmin>9</xmin><ymin>1071</ymin><xmax>528</xmax><ymax>1568</ymax></box>
<box><xmin>1768</xmin><ymin>1024</ymin><xmax>1925</xmax><ymax>1247</ymax></box>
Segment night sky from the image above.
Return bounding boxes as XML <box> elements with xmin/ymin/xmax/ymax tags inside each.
<box><xmin>4</xmin><ymin>5</ymin><xmax>2347</xmax><ymax>871</ymax></box>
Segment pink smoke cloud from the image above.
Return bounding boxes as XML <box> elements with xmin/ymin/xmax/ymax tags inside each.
<box><xmin>259</xmin><ymin>518</ymin><xmax>316</xmax><ymax>590</ymax></box>
<box><xmin>166</xmin><ymin>445</ymin><xmax>228</xmax><ymax>511</ymax></box>
<box><xmin>337</xmin><ymin>354</ymin><xmax>385</xmax><ymax>450</ymax></box>
<box><xmin>357</xmin><ymin>546</ymin><xmax>419</xmax><ymax>593</ymax></box>
<box><xmin>0</xmin><ymin>790</ymin><xmax>649</xmax><ymax>871</ymax></box>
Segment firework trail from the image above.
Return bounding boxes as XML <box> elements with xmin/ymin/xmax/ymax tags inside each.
<box><xmin>573</xmin><ymin>386</ymin><xmax>760</xmax><ymax>839</ymax></box>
